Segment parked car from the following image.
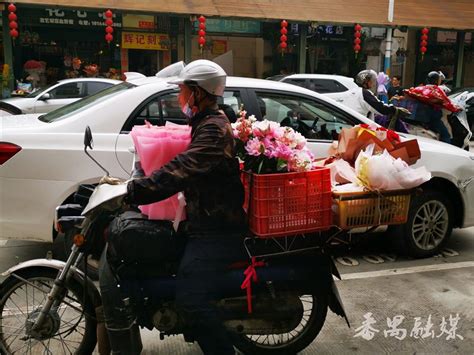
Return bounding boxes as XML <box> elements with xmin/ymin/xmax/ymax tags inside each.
<box><xmin>0</xmin><ymin>78</ymin><xmax>121</xmax><ymax>116</ymax></box>
<box><xmin>268</xmin><ymin>73</ymin><xmax>358</xmax><ymax>102</ymax></box>
<box><xmin>1</xmin><ymin>75</ymin><xmax>473</xmax><ymax>258</ymax></box>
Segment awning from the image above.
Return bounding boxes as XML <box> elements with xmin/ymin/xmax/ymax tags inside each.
<box><xmin>6</xmin><ymin>0</ymin><xmax>474</xmax><ymax>30</ymax></box>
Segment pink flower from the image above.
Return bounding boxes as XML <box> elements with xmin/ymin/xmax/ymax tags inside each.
<box><xmin>245</xmin><ymin>137</ymin><xmax>265</xmax><ymax>156</ymax></box>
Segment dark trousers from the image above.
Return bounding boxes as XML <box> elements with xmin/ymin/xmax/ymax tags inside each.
<box><xmin>428</xmin><ymin>109</ymin><xmax>452</xmax><ymax>144</ymax></box>
<box><xmin>99</xmin><ymin>247</ymin><xmax>143</xmax><ymax>355</ymax></box>
<box><xmin>176</xmin><ymin>234</ymin><xmax>247</xmax><ymax>355</ymax></box>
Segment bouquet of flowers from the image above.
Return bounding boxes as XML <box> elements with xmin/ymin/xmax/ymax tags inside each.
<box><xmin>404</xmin><ymin>85</ymin><xmax>460</xmax><ymax>112</ymax></box>
<box><xmin>232</xmin><ymin>110</ymin><xmax>314</xmax><ymax>173</ymax></box>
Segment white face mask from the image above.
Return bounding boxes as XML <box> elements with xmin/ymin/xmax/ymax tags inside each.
<box><xmin>181</xmin><ymin>93</ymin><xmax>194</xmax><ymax>118</ymax></box>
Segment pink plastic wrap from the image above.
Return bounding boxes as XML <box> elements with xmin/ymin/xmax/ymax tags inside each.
<box><xmin>130</xmin><ymin>121</ymin><xmax>192</xmax><ymax>221</ymax></box>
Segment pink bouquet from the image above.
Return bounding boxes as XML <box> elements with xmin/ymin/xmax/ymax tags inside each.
<box><xmin>232</xmin><ymin>111</ymin><xmax>313</xmax><ymax>173</ymax></box>
<box><xmin>130</xmin><ymin>121</ymin><xmax>192</xmax><ymax>221</ymax></box>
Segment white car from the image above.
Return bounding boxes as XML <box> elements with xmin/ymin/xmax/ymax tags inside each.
<box><xmin>1</xmin><ymin>76</ymin><xmax>473</xmax><ymax>258</ymax></box>
<box><xmin>269</xmin><ymin>74</ymin><xmax>358</xmax><ymax>102</ymax></box>
<box><xmin>0</xmin><ymin>78</ymin><xmax>121</xmax><ymax>116</ymax></box>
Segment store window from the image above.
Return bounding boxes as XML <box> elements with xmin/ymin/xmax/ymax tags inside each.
<box><xmin>255</xmin><ymin>91</ymin><xmax>355</xmax><ymax>140</ymax></box>
<box><xmin>48</xmin><ymin>82</ymin><xmax>85</xmax><ymax>99</ymax></box>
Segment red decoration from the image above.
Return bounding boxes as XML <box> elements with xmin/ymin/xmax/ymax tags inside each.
<box><xmin>240</xmin><ymin>257</ymin><xmax>265</xmax><ymax>314</ymax></box>
<box><xmin>104</xmin><ymin>9</ymin><xmax>114</xmax><ymax>43</ymax></box>
<box><xmin>279</xmin><ymin>20</ymin><xmax>288</xmax><ymax>53</ymax></box>
<box><xmin>8</xmin><ymin>3</ymin><xmax>18</xmax><ymax>40</ymax></box>
<box><xmin>353</xmin><ymin>23</ymin><xmax>362</xmax><ymax>57</ymax></box>
<box><xmin>197</xmin><ymin>15</ymin><xmax>206</xmax><ymax>52</ymax></box>
<box><xmin>419</xmin><ymin>28</ymin><xmax>429</xmax><ymax>60</ymax></box>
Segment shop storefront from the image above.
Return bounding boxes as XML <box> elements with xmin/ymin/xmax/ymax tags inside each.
<box><xmin>13</xmin><ymin>6</ymin><xmax>123</xmax><ymax>86</ymax></box>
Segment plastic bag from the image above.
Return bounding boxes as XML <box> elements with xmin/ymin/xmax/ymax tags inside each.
<box><xmin>355</xmin><ymin>144</ymin><xmax>431</xmax><ymax>190</ymax></box>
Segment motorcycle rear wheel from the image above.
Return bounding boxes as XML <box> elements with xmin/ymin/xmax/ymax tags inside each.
<box><xmin>232</xmin><ymin>292</ymin><xmax>328</xmax><ymax>355</ymax></box>
<box><xmin>0</xmin><ymin>268</ymin><xmax>97</xmax><ymax>354</ymax></box>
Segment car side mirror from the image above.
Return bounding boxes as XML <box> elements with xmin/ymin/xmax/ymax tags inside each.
<box><xmin>84</xmin><ymin>126</ymin><xmax>93</xmax><ymax>150</ymax></box>
<box><xmin>39</xmin><ymin>93</ymin><xmax>51</xmax><ymax>101</ymax></box>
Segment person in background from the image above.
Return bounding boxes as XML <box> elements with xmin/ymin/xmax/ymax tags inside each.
<box><xmin>388</xmin><ymin>75</ymin><xmax>404</xmax><ymax>100</ymax></box>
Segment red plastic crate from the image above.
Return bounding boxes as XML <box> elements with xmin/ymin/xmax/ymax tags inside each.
<box><xmin>242</xmin><ymin>168</ymin><xmax>332</xmax><ymax>238</ymax></box>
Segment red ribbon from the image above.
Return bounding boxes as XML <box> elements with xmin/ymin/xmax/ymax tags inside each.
<box><xmin>240</xmin><ymin>257</ymin><xmax>265</xmax><ymax>314</ymax></box>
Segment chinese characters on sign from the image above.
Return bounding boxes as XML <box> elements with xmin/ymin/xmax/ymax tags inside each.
<box><xmin>24</xmin><ymin>8</ymin><xmax>122</xmax><ymax>27</ymax></box>
<box><xmin>121</xmin><ymin>32</ymin><xmax>170</xmax><ymax>50</ymax></box>
<box><xmin>354</xmin><ymin>313</ymin><xmax>464</xmax><ymax>341</ymax></box>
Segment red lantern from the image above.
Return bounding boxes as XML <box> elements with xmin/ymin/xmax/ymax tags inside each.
<box><xmin>197</xmin><ymin>15</ymin><xmax>206</xmax><ymax>51</ymax></box>
<box><xmin>104</xmin><ymin>9</ymin><xmax>113</xmax><ymax>43</ymax></box>
<box><xmin>279</xmin><ymin>20</ymin><xmax>288</xmax><ymax>53</ymax></box>
<box><xmin>353</xmin><ymin>24</ymin><xmax>362</xmax><ymax>56</ymax></box>
<box><xmin>8</xmin><ymin>3</ymin><xmax>18</xmax><ymax>40</ymax></box>
<box><xmin>419</xmin><ymin>28</ymin><xmax>429</xmax><ymax>59</ymax></box>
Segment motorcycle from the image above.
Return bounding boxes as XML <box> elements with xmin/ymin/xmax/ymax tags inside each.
<box><xmin>0</xmin><ymin>126</ymin><xmax>349</xmax><ymax>354</ymax></box>
<box><xmin>380</xmin><ymin>92</ymin><xmax>472</xmax><ymax>150</ymax></box>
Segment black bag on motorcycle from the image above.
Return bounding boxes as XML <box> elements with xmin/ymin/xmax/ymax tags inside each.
<box><xmin>106</xmin><ymin>211</ymin><xmax>186</xmax><ymax>278</ymax></box>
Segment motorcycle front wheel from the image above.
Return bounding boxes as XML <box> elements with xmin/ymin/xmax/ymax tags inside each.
<box><xmin>232</xmin><ymin>292</ymin><xmax>328</xmax><ymax>355</ymax></box>
<box><xmin>0</xmin><ymin>268</ymin><xmax>97</xmax><ymax>354</ymax></box>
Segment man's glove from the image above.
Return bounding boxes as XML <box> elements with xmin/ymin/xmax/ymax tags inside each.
<box><xmin>99</xmin><ymin>176</ymin><xmax>123</xmax><ymax>185</ymax></box>
<box><xmin>396</xmin><ymin>107</ymin><xmax>411</xmax><ymax>117</ymax></box>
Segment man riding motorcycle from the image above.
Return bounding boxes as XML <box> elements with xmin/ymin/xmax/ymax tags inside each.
<box><xmin>341</xmin><ymin>69</ymin><xmax>409</xmax><ymax>120</ymax></box>
<box><xmin>99</xmin><ymin>60</ymin><xmax>247</xmax><ymax>354</ymax></box>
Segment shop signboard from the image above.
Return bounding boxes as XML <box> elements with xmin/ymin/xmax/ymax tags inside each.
<box><xmin>122</xmin><ymin>32</ymin><xmax>170</xmax><ymax>50</ymax></box>
<box><xmin>19</xmin><ymin>7</ymin><xmax>122</xmax><ymax>28</ymax></box>
<box><xmin>212</xmin><ymin>40</ymin><xmax>228</xmax><ymax>55</ymax></box>
<box><xmin>123</xmin><ymin>14</ymin><xmax>155</xmax><ymax>30</ymax></box>
<box><xmin>194</xmin><ymin>19</ymin><xmax>261</xmax><ymax>34</ymax></box>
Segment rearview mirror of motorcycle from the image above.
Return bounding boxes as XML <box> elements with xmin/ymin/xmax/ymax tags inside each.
<box><xmin>83</xmin><ymin>126</ymin><xmax>110</xmax><ymax>176</ymax></box>
<box><xmin>84</xmin><ymin>126</ymin><xmax>93</xmax><ymax>150</ymax></box>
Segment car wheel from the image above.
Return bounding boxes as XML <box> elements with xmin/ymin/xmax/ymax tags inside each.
<box><xmin>392</xmin><ymin>190</ymin><xmax>453</xmax><ymax>258</ymax></box>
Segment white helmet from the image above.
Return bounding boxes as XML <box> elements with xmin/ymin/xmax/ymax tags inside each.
<box><xmin>168</xmin><ymin>59</ymin><xmax>227</xmax><ymax>97</ymax></box>
<box><xmin>355</xmin><ymin>69</ymin><xmax>377</xmax><ymax>87</ymax></box>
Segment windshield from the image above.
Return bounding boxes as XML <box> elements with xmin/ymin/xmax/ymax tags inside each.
<box><xmin>39</xmin><ymin>82</ymin><xmax>135</xmax><ymax>123</ymax></box>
